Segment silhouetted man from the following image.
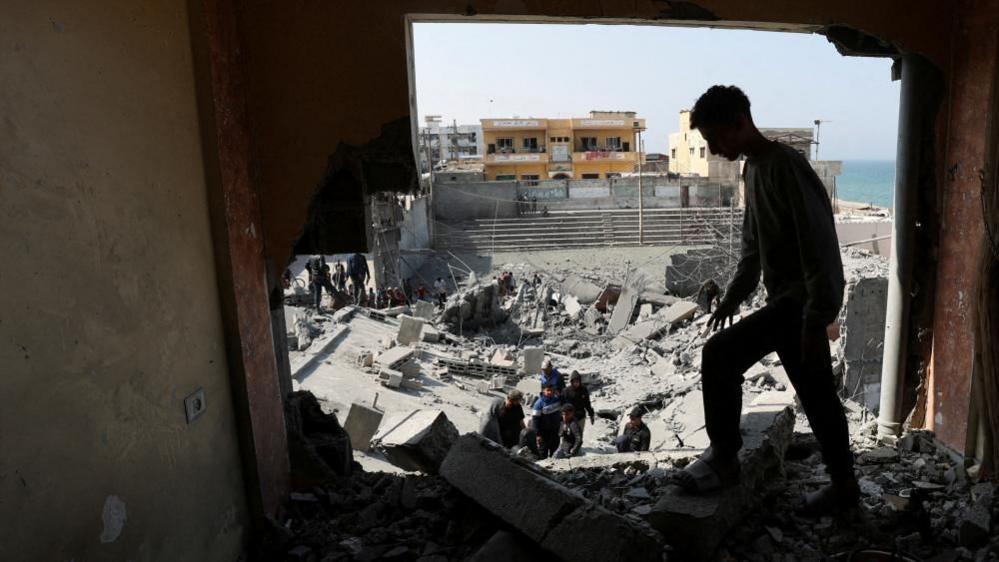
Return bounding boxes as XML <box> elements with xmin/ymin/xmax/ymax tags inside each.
<box><xmin>674</xmin><ymin>85</ymin><xmax>856</xmax><ymax>517</ymax></box>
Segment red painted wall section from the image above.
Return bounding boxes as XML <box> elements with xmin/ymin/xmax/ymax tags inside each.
<box><xmin>200</xmin><ymin>0</ymin><xmax>290</xmax><ymax>517</ymax></box>
<box><xmin>929</xmin><ymin>0</ymin><xmax>998</xmax><ymax>453</ymax></box>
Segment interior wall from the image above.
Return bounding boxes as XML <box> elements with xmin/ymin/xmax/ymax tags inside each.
<box><xmin>0</xmin><ymin>1</ymin><xmax>249</xmax><ymax>559</ymax></box>
<box><xmin>927</xmin><ymin>0</ymin><xmax>999</xmax><ymax>453</ymax></box>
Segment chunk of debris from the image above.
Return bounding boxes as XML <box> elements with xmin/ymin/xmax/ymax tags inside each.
<box><xmin>660</xmin><ymin>300</ymin><xmax>700</xmax><ymax>326</ymax></box>
<box><xmin>440</xmin><ymin>434</ymin><xmax>666</xmax><ymax>562</ymax></box>
<box><xmin>644</xmin><ymin>402</ymin><xmax>795</xmax><ymax>561</ymax></box>
<box><xmin>412</xmin><ymin>300</ymin><xmax>436</xmax><ymax>320</ymax></box>
<box><xmin>342</xmin><ymin>402</ymin><xmax>384</xmax><ymax>452</ymax></box>
<box><xmin>522</xmin><ymin>346</ymin><xmax>544</xmax><ymax>375</ymax></box>
<box><xmin>562</xmin><ymin>275</ymin><xmax>603</xmax><ymax>304</ymax></box>
<box><xmin>284</xmin><ymin>391</ymin><xmax>354</xmax><ymax>482</ymax></box>
<box><xmin>608</xmin><ymin>285</ymin><xmax>640</xmax><ymax>334</ymax></box>
<box><xmin>396</xmin><ymin>315</ymin><xmax>425</xmax><ymax>345</ymax></box>
<box><xmin>372</xmin><ymin>410</ymin><xmax>459</xmax><ymax>474</ymax></box>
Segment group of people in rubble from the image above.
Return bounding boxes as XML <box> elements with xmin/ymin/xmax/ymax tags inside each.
<box><xmin>495</xmin><ymin>271</ymin><xmax>516</xmax><ymax>297</ymax></box>
<box><xmin>291</xmin><ymin>254</ymin><xmax>449</xmax><ymax>313</ymax></box>
<box><xmin>479</xmin><ymin>358</ymin><xmax>651</xmax><ymax>459</ymax></box>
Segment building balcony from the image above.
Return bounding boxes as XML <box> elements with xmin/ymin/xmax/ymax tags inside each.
<box><xmin>484</xmin><ymin>152</ymin><xmax>549</xmax><ymax>164</ymax></box>
<box><xmin>572</xmin><ymin>150</ymin><xmax>638</xmax><ymax>162</ymax></box>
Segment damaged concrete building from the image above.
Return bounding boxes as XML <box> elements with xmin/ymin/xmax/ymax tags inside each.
<box><xmin>3</xmin><ymin>1</ymin><xmax>999</xmax><ymax>561</ymax></box>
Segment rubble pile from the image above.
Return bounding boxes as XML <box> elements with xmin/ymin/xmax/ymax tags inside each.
<box><xmin>717</xmin><ymin>430</ymin><xmax>999</xmax><ymax>562</ymax></box>
<box><xmin>276</xmin><ymin>246</ymin><xmax>970</xmax><ymax>560</ymax></box>
<box><xmin>253</xmin><ymin>470</ymin><xmax>499</xmax><ymax>562</ymax></box>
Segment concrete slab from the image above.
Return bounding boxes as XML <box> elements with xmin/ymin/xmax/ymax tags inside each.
<box><xmin>421</xmin><ymin>325</ymin><xmax>440</xmax><ymax>342</ymax></box>
<box><xmin>440</xmin><ymin>434</ymin><xmax>665</xmax><ymax>561</ymax></box>
<box><xmin>562</xmin><ymin>275</ymin><xmax>602</xmax><ymax>304</ymax></box>
<box><xmin>639</xmin><ymin>292</ymin><xmax>680</xmax><ymax>307</ymax></box>
<box><xmin>342</xmin><ymin>403</ymin><xmax>383</xmax><ymax>452</ymax></box>
<box><xmin>661</xmin><ymin>300</ymin><xmax>699</xmax><ymax>325</ymax></box>
<box><xmin>372</xmin><ymin>410</ymin><xmax>459</xmax><ymax>474</ymax></box>
<box><xmin>467</xmin><ymin>530</ymin><xmax>536</xmax><ymax>562</ymax></box>
<box><xmin>396</xmin><ymin>315</ymin><xmax>425</xmax><ymax>345</ymax></box>
<box><xmin>608</xmin><ymin>285</ymin><xmax>639</xmax><ymax>334</ymax></box>
<box><xmin>412</xmin><ymin>300</ymin><xmax>436</xmax><ymax>320</ymax></box>
<box><xmin>522</xmin><ymin>346</ymin><xmax>544</xmax><ymax>375</ymax></box>
<box><xmin>538</xmin><ymin>449</ymin><xmax>701</xmax><ymax>472</ymax></box>
<box><xmin>376</xmin><ymin>346</ymin><xmax>415</xmax><ymax>370</ymax></box>
<box><xmin>644</xmin><ymin>403</ymin><xmax>795</xmax><ymax>561</ymax></box>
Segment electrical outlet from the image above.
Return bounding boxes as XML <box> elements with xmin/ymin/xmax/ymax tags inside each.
<box><xmin>184</xmin><ymin>388</ymin><xmax>207</xmax><ymax>424</ymax></box>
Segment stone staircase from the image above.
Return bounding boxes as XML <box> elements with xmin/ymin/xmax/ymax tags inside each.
<box><xmin>433</xmin><ymin>207</ymin><xmax>742</xmax><ymax>252</ymax></box>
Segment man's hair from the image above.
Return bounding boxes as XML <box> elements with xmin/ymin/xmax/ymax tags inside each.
<box><xmin>542</xmin><ymin>383</ymin><xmax>554</xmax><ymax>390</ymax></box>
<box><xmin>507</xmin><ymin>390</ymin><xmax>523</xmax><ymax>402</ymax></box>
<box><xmin>689</xmin><ymin>85</ymin><xmax>752</xmax><ymax>130</ymax></box>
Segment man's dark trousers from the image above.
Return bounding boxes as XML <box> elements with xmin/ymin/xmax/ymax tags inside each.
<box><xmin>701</xmin><ymin>299</ymin><xmax>854</xmax><ymax>481</ymax></box>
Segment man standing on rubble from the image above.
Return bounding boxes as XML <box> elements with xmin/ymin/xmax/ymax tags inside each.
<box><xmin>674</xmin><ymin>85</ymin><xmax>857</xmax><ymax>517</ymax></box>
<box><xmin>480</xmin><ymin>390</ymin><xmax>526</xmax><ymax>449</ymax></box>
<box><xmin>346</xmin><ymin>252</ymin><xmax>369</xmax><ymax>304</ymax></box>
<box><xmin>616</xmin><ymin>408</ymin><xmax>651</xmax><ymax>453</ymax></box>
<box><xmin>539</xmin><ymin>358</ymin><xmax>565</xmax><ymax>396</ymax></box>
<box><xmin>530</xmin><ymin>384</ymin><xmax>563</xmax><ymax>459</ymax></box>
<box><xmin>563</xmin><ymin>371</ymin><xmax>595</xmax><ymax>436</ymax></box>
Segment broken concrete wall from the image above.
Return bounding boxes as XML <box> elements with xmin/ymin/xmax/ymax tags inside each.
<box><xmin>839</xmin><ymin>276</ymin><xmax>889</xmax><ymax>412</ymax></box>
<box><xmin>0</xmin><ymin>2</ymin><xmax>249</xmax><ymax>559</ymax></box>
<box><xmin>665</xmin><ymin>249</ymin><xmax>736</xmax><ymax>297</ymax></box>
<box><xmin>442</xmin><ymin>282</ymin><xmax>509</xmax><ymax>330</ymax></box>
<box><xmin>399</xmin><ymin>196</ymin><xmax>431</xmax><ymax>279</ymax></box>
<box><xmin>432</xmin><ymin>182</ymin><xmax>519</xmax><ymax>222</ymax></box>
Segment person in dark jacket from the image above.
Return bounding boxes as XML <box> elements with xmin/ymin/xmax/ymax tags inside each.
<box><xmin>615</xmin><ymin>408</ymin><xmax>651</xmax><ymax>453</ymax></box>
<box><xmin>674</xmin><ymin>85</ymin><xmax>857</xmax><ymax>517</ymax></box>
<box><xmin>530</xmin><ymin>384</ymin><xmax>562</xmax><ymax>459</ymax></box>
<box><xmin>553</xmin><ymin>404</ymin><xmax>583</xmax><ymax>459</ymax></box>
<box><xmin>479</xmin><ymin>391</ymin><xmax>526</xmax><ymax>449</ymax></box>
<box><xmin>346</xmin><ymin>253</ymin><xmax>369</xmax><ymax>304</ymax></box>
<box><xmin>563</xmin><ymin>371</ymin><xmax>595</xmax><ymax>436</ymax></box>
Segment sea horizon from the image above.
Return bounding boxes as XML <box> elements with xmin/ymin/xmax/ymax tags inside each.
<box><xmin>836</xmin><ymin>159</ymin><xmax>896</xmax><ymax>209</ymax></box>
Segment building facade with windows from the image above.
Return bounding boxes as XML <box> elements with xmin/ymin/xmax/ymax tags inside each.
<box><xmin>418</xmin><ymin>115</ymin><xmax>484</xmax><ymax>172</ymax></box>
<box><xmin>481</xmin><ymin>111</ymin><xmax>646</xmax><ymax>182</ymax></box>
<box><xmin>668</xmin><ymin>110</ymin><xmax>820</xmax><ymax>176</ymax></box>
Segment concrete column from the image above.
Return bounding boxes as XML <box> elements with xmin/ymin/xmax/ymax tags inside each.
<box><xmin>878</xmin><ymin>54</ymin><xmax>935</xmax><ymax>437</ymax></box>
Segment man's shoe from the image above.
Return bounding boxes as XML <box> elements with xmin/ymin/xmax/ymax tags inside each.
<box><xmin>798</xmin><ymin>477</ymin><xmax>860</xmax><ymax>517</ymax></box>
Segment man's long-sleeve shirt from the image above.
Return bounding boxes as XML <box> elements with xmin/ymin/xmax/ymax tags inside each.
<box><xmin>558</xmin><ymin>419</ymin><xmax>583</xmax><ymax>457</ymax></box>
<box><xmin>721</xmin><ymin>143</ymin><xmax>845</xmax><ymax>328</ymax></box>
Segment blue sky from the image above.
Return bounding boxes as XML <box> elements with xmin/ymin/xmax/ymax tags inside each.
<box><xmin>413</xmin><ymin>23</ymin><xmax>900</xmax><ymax>161</ymax></box>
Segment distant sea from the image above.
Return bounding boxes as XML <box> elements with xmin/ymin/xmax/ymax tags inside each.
<box><xmin>836</xmin><ymin>159</ymin><xmax>895</xmax><ymax>209</ymax></box>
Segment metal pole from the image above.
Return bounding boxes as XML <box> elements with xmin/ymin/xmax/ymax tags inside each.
<box><xmin>638</xmin><ymin>129</ymin><xmax>644</xmax><ymax>245</ymax></box>
<box><xmin>878</xmin><ymin>54</ymin><xmax>931</xmax><ymax>437</ymax></box>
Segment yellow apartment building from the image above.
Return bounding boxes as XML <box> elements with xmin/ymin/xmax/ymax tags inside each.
<box><xmin>481</xmin><ymin>111</ymin><xmax>646</xmax><ymax>182</ymax></box>
<box><xmin>667</xmin><ymin>110</ymin><xmax>723</xmax><ymax>177</ymax></box>
<box><xmin>668</xmin><ymin>109</ymin><xmax>818</xmax><ymax>177</ymax></box>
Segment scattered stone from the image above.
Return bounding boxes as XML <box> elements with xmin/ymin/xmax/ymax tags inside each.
<box><xmin>858</xmin><ymin>446</ymin><xmax>900</xmax><ymax>465</ymax></box>
<box><xmin>958</xmin><ymin>505</ymin><xmax>991</xmax><ymax>547</ymax></box>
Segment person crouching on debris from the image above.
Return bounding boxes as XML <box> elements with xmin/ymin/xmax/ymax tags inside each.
<box><xmin>553</xmin><ymin>404</ymin><xmax>583</xmax><ymax>459</ymax></box>
<box><xmin>696</xmin><ymin>279</ymin><xmax>722</xmax><ymax>314</ymax></box>
<box><xmin>346</xmin><ymin>252</ymin><xmax>369</xmax><ymax>304</ymax></box>
<box><xmin>564</xmin><ymin>371</ymin><xmax>595</xmax><ymax>436</ymax></box>
<box><xmin>480</xmin><ymin>390</ymin><xmax>526</xmax><ymax>449</ymax></box>
<box><xmin>616</xmin><ymin>408</ymin><xmax>651</xmax><ymax>453</ymax></box>
<box><xmin>673</xmin><ymin>85</ymin><xmax>857</xmax><ymax>517</ymax></box>
<box><xmin>531</xmin><ymin>384</ymin><xmax>563</xmax><ymax>459</ymax></box>
<box><xmin>539</xmin><ymin>358</ymin><xmax>564</xmax><ymax>396</ymax></box>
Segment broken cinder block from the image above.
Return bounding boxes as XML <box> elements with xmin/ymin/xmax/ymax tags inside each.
<box><xmin>396</xmin><ymin>314</ymin><xmax>425</xmax><ymax>345</ymax></box>
<box><xmin>372</xmin><ymin>410</ymin><xmax>459</xmax><ymax>474</ymax></box>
